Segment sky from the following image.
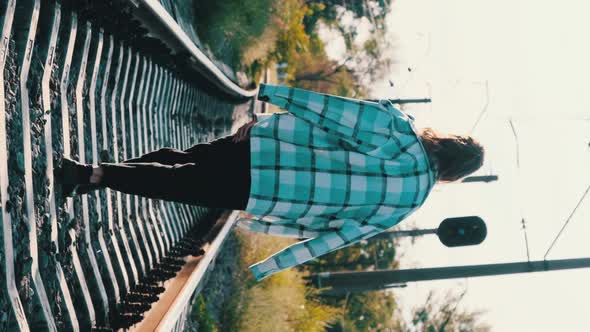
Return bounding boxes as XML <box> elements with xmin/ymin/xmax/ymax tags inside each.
<box><xmin>320</xmin><ymin>0</ymin><xmax>590</xmax><ymax>330</ymax></box>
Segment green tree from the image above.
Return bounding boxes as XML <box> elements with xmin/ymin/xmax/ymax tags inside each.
<box><xmin>305</xmin><ymin>237</ymin><xmax>398</xmax><ymax>273</ymax></box>
<box><xmin>287</xmin><ymin>0</ymin><xmax>394</xmax><ymax>96</ymax></box>
<box><xmin>291</xmin><ymin>51</ymin><xmax>366</xmax><ymax>97</ymax></box>
<box><xmin>400</xmin><ymin>288</ymin><xmax>491</xmax><ymax>332</ymax></box>
<box><xmin>306</xmin><ymin>0</ymin><xmax>392</xmax><ymax>27</ymax></box>
<box><xmin>345</xmin><ymin>291</ymin><xmax>399</xmax><ymax>331</ymax></box>
<box><xmin>305</xmin><ymin>238</ymin><xmax>401</xmax><ymax>332</ymax></box>
<box><xmin>192</xmin><ymin>0</ymin><xmax>274</xmax><ymax>70</ymax></box>
<box><xmin>323</xmin><ymin>291</ymin><xmax>400</xmax><ymax>332</ymax></box>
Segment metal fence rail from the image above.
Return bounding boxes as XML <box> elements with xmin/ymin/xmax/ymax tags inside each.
<box><xmin>0</xmin><ymin>1</ymin><xmax>246</xmax><ymax>330</ymax></box>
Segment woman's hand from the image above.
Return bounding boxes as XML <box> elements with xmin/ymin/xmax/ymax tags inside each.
<box><xmin>232</xmin><ymin>119</ymin><xmax>257</xmax><ymax>143</ymax></box>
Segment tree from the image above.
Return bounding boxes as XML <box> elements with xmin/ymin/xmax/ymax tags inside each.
<box><xmin>400</xmin><ymin>288</ymin><xmax>491</xmax><ymax>332</ymax></box>
<box><xmin>306</xmin><ymin>0</ymin><xmax>392</xmax><ymax>27</ymax></box>
<box><xmin>307</xmin><ymin>237</ymin><xmax>402</xmax><ymax>331</ymax></box>
<box><xmin>302</xmin><ymin>236</ymin><xmax>398</xmax><ymax>274</ymax></box>
<box><xmin>291</xmin><ymin>51</ymin><xmax>366</xmax><ymax>97</ymax></box>
<box><xmin>326</xmin><ymin>290</ymin><xmax>400</xmax><ymax>332</ymax></box>
<box><xmin>288</xmin><ymin>0</ymin><xmax>394</xmax><ymax>96</ymax></box>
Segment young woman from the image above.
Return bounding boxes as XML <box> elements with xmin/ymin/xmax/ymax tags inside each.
<box><xmin>55</xmin><ymin>84</ymin><xmax>484</xmax><ymax>281</ymax></box>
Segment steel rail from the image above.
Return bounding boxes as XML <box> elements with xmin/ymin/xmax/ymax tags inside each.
<box><xmin>157</xmin><ymin>211</ymin><xmax>240</xmax><ymax>331</ymax></box>
<box><xmin>128</xmin><ymin>0</ymin><xmax>257</xmax><ymax>100</ymax></box>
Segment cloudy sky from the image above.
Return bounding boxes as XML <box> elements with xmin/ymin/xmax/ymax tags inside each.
<box><xmin>320</xmin><ymin>0</ymin><xmax>590</xmax><ymax>330</ymax></box>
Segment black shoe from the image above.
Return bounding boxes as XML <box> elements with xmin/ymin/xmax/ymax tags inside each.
<box><xmin>54</xmin><ymin>156</ymin><xmax>94</xmax><ymax>199</ymax></box>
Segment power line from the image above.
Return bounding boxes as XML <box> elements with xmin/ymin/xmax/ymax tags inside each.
<box><xmin>508</xmin><ymin>118</ymin><xmax>520</xmax><ymax>168</ymax></box>
<box><xmin>508</xmin><ymin>118</ymin><xmax>530</xmax><ymax>261</ymax></box>
<box><xmin>469</xmin><ymin>80</ymin><xmax>490</xmax><ymax>134</ymax></box>
<box><xmin>521</xmin><ymin>218</ymin><xmax>531</xmax><ymax>262</ymax></box>
<box><xmin>544</xmin><ymin>182</ymin><xmax>590</xmax><ymax>260</ymax></box>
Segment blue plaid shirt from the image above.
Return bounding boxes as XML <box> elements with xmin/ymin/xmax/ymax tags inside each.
<box><xmin>236</xmin><ymin>84</ymin><xmax>437</xmax><ymax>281</ymax></box>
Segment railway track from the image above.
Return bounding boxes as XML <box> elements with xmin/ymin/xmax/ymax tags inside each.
<box><xmin>0</xmin><ymin>0</ymin><xmax>254</xmax><ymax>330</ymax></box>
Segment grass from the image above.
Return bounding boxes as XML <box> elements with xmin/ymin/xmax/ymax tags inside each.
<box><xmin>222</xmin><ymin>214</ymin><xmax>341</xmax><ymax>332</ymax></box>
<box><xmin>189</xmin><ymin>295</ymin><xmax>218</xmax><ymax>332</ymax></box>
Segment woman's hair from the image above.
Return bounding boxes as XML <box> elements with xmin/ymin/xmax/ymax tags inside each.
<box><xmin>418</xmin><ymin>127</ymin><xmax>485</xmax><ymax>182</ymax></box>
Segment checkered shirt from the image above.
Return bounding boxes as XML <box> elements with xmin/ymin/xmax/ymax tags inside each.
<box><xmin>235</xmin><ymin>84</ymin><xmax>437</xmax><ymax>281</ymax></box>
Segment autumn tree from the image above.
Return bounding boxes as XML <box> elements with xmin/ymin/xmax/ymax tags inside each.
<box><xmin>325</xmin><ymin>290</ymin><xmax>400</xmax><ymax>332</ymax></box>
<box><xmin>304</xmin><ymin>238</ymin><xmax>401</xmax><ymax>332</ymax></box>
<box><xmin>306</xmin><ymin>0</ymin><xmax>392</xmax><ymax>27</ymax></box>
<box><xmin>291</xmin><ymin>51</ymin><xmax>366</xmax><ymax>97</ymax></box>
<box><xmin>304</xmin><ymin>237</ymin><xmax>398</xmax><ymax>273</ymax></box>
<box><xmin>283</xmin><ymin>0</ymin><xmax>394</xmax><ymax>96</ymax></box>
<box><xmin>400</xmin><ymin>288</ymin><xmax>491</xmax><ymax>332</ymax></box>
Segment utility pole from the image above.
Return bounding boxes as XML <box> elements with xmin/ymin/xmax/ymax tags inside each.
<box><xmin>461</xmin><ymin>175</ymin><xmax>499</xmax><ymax>183</ymax></box>
<box><xmin>319</xmin><ymin>281</ymin><xmax>407</xmax><ymax>297</ymax></box>
<box><xmin>389</xmin><ymin>98</ymin><xmax>432</xmax><ymax>105</ymax></box>
<box><xmin>365</xmin><ymin>98</ymin><xmax>432</xmax><ymax>105</ymax></box>
<box><xmin>307</xmin><ymin>258</ymin><xmax>590</xmax><ymax>290</ymax></box>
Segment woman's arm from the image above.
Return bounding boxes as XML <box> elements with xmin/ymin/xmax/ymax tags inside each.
<box><xmin>232</xmin><ymin>119</ymin><xmax>257</xmax><ymax>142</ymax></box>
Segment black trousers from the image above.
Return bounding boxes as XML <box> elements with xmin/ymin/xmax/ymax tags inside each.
<box><xmin>99</xmin><ymin>134</ymin><xmax>251</xmax><ymax>210</ymax></box>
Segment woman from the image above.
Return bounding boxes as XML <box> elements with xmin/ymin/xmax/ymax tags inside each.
<box><xmin>55</xmin><ymin>83</ymin><xmax>484</xmax><ymax>281</ymax></box>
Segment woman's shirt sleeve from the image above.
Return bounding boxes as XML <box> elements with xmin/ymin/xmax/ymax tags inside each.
<box><xmin>253</xmin><ymin>112</ymin><xmax>274</xmax><ymax>122</ymax></box>
<box><xmin>257</xmin><ymin>84</ymin><xmax>417</xmax><ymax>160</ymax></box>
<box><xmin>247</xmin><ymin>219</ymin><xmax>383</xmax><ymax>281</ymax></box>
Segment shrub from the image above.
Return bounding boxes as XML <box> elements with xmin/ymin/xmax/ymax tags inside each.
<box><xmin>223</xmin><ymin>224</ymin><xmax>342</xmax><ymax>332</ymax></box>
